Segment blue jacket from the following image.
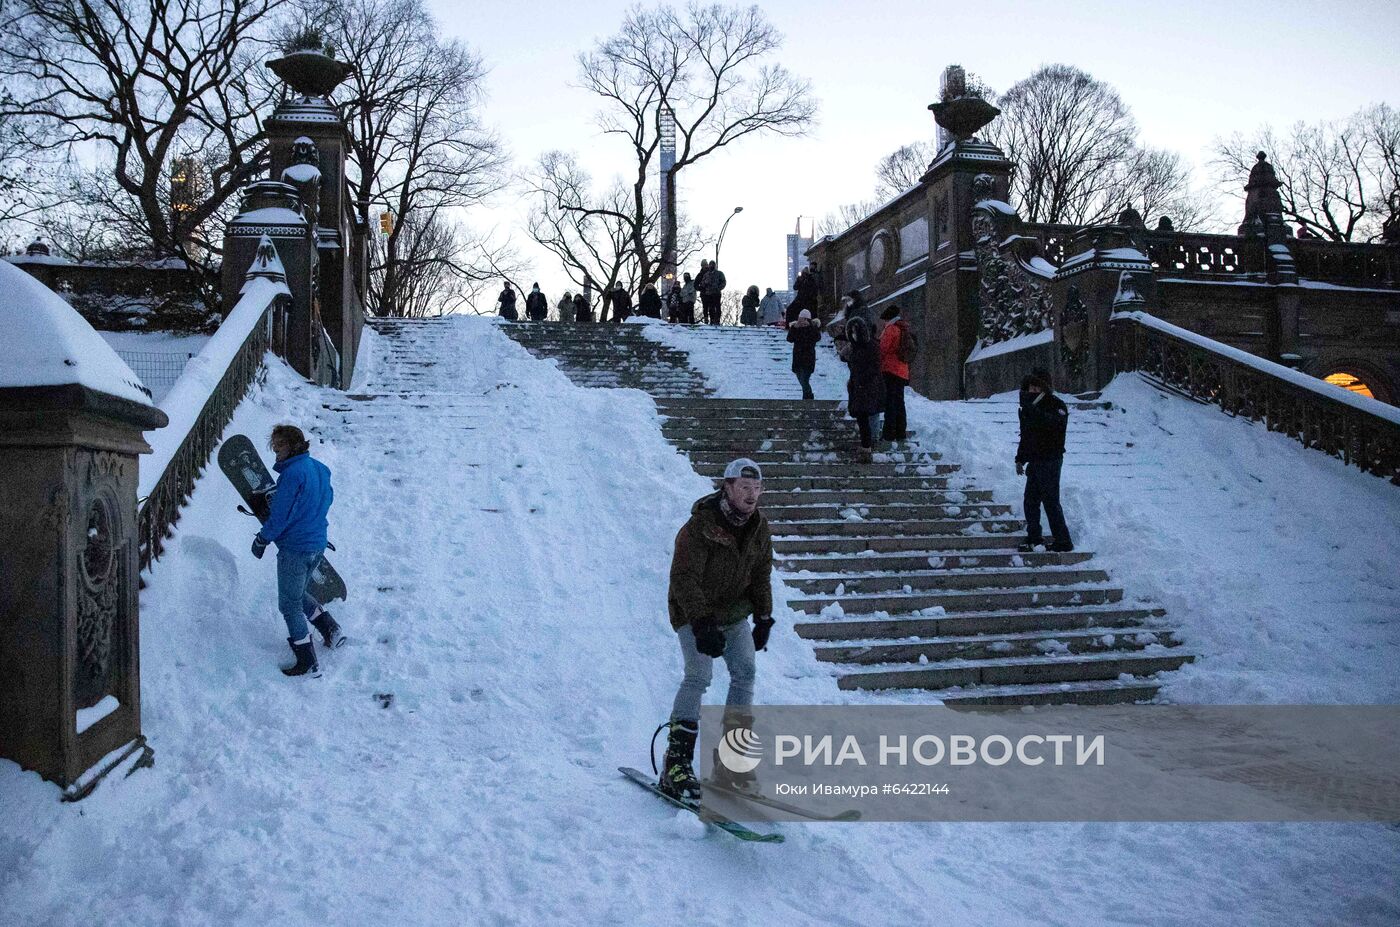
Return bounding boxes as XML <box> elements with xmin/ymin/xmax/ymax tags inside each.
<box><xmin>256</xmin><ymin>452</ymin><xmax>333</xmax><ymax>553</ymax></box>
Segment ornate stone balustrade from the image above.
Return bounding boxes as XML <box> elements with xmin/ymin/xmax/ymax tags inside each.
<box><xmin>1290</xmin><ymin>238</ymin><xmax>1398</xmax><ymax>288</ymax></box>
<box><xmin>1112</xmin><ymin>311</ymin><xmax>1400</xmax><ymax>484</ymax></box>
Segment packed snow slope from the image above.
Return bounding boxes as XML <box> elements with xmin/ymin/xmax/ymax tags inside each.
<box><xmin>2</xmin><ymin>317</ymin><xmax>1398</xmax><ymax>926</ymax></box>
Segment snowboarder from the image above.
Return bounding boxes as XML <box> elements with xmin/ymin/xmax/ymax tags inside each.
<box><xmin>787</xmin><ymin>308</ymin><xmax>821</xmax><ymax>400</ymax></box>
<box><xmin>1016</xmin><ymin>370</ymin><xmax>1074</xmax><ymax>553</ymax></box>
<box><xmin>525</xmin><ymin>283</ymin><xmax>548</xmax><ymax>321</ymax></box>
<box><xmin>740</xmin><ymin>285</ymin><xmax>761</xmax><ymax>325</ymax></box>
<box><xmin>878</xmin><ymin>304</ymin><xmax>915</xmax><ymax>442</ymax></box>
<box><xmin>497</xmin><ymin>282</ymin><xmax>518</xmax><ymax>320</ymax></box>
<box><xmin>843</xmin><ymin>316</ymin><xmax>885</xmax><ymax>463</ymax></box>
<box><xmin>660</xmin><ymin>458</ymin><xmax>774</xmax><ymax>799</ymax></box>
<box><xmin>249</xmin><ymin>424</ymin><xmax>344</xmax><ymax>677</ymax></box>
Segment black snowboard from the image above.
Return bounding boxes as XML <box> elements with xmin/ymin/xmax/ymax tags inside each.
<box><xmin>217</xmin><ymin>433</ymin><xmax>348</xmax><ymax>603</ymax></box>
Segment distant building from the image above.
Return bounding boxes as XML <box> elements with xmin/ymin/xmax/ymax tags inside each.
<box><xmin>786</xmin><ymin>216</ymin><xmax>814</xmax><ymax>288</ymax></box>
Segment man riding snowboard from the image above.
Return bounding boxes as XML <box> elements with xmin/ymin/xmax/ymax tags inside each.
<box><xmin>660</xmin><ymin>458</ymin><xmax>774</xmax><ymax>799</ymax></box>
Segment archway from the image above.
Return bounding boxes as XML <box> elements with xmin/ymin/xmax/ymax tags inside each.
<box><xmin>1320</xmin><ymin>363</ymin><xmax>1395</xmax><ymax>406</ymax></box>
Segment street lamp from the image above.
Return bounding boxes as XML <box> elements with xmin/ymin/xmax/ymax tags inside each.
<box><xmin>715</xmin><ymin>206</ymin><xmax>744</xmax><ymax>266</ymax></box>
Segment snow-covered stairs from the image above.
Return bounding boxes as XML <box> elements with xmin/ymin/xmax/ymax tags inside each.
<box><xmin>652</xmin><ymin>396</ymin><xmax>1191</xmax><ymax>705</ymax></box>
<box><xmin>503</xmin><ymin>322</ymin><xmax>712</xmax><ymax>397</ymax></box>
<box><xmin>496</xmin><ymin>322</ymin><xmax>1193</xmax><ymax>705</ymax></box>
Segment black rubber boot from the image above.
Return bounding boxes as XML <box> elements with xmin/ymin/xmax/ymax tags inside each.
<box><xmin>281</xmin><ymin>636</ymin><xmax>321</xmax><ymax>678</ymax></box>
<box><xmin>310</xmin><ymin>610</ymin><xmax>346</xmax><ymax>649</ymax></box>
<box><xmin>659</xmin><ymin>720</ymin><xmax>701</xmax><ymax>800</ymax></box>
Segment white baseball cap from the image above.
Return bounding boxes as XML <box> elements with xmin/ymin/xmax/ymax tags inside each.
<box><xmin>723</xmin><ymin>458</ymin><xmax>763</xmax><ymax>480</ymax></box>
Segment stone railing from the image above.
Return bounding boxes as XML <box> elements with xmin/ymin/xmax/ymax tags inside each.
<box><xmin>1141</xmin><ymin>231</ymin><xmax>1263</xmax><ymax>280</ymax></box>
<box><xmin>1112</xmin><ymin>311</ymin><xmax>1400</xmax><ymax>484</ymax></box>
<box><xmin>1289</xmin><ymin>238</ymin><xmax>1397</xmax><ymax>288</ymax></box>
<box><xmin>136</xmin><ymin>265</ymin><xmax>291</xmax><ymax>570</ymax></box>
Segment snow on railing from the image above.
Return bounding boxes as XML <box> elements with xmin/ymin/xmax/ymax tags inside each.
<box><xmin>136</xmin><ymin>276</ymin><xmax>290</xmax><ymax>570</ymax></box>
<box><xmin>1112</xmin><ymin>310</ymin><xmax>1400</xmax><ymax>484</ymax></box>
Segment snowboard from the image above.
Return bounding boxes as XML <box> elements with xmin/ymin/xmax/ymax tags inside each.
<box><xmin>618</xmin><ymin>767</ymin><xmax>784</xmax><ymax>843</ymax></box>
<box><xmin>217</xmin><ymin>434</ymin><xmax>348</xmax><ymax>603</ymax></box>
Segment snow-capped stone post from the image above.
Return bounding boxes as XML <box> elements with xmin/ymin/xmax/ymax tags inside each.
<box><xmin>223</xmin><ymin>179</ymin><xmax>318</xmax><ymax>378</ymax></box>
<box><xmin>1237</xmin><ymin>152</ymin><xmax>1302</xmax><ymax>363</ymax></box>
<box><xmin>0</xmin><ymin>261</ymin><xmax>168</xmax><ymax>800</ymax></box>
<box><xmin>264</xmin><ymin>44</ymin><xmax>366</xmax><ymax>388</ymax></box>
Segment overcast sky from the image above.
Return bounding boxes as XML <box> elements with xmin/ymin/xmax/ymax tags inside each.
<box><xmin>426</xmin><ymin>0</ymin><xmax>1400</xmax><ymax>311</ymax></box>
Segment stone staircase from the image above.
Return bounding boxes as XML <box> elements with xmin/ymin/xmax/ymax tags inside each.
<box><xmin>505</xmin><ymin>322</ymin><xmax>1193</xmax><ymax>704</ymax></box>
<box><xmin>505</xmin><ymin>321</ymin><xmax>712</xmax><ymax>397</ymax></box>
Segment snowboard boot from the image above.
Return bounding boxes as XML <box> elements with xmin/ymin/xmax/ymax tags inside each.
<box><xmin>309</xmin><ymin>608</ymin><xmax>347</xmax><ymax>649</ymax></box>
<box><xmin>281</xmin><ymin>636</ymin><xmax>321</xmax><ymax>678</ymax></box>
<box><xmin>711</xmin><ymin>712</ymin><xmax>758</xmax><ymax>792</ymax></box>
<box><xmin>658</xmin><ymin>720</ymin><xmax>701</xmax><ymax>801</ymax></box>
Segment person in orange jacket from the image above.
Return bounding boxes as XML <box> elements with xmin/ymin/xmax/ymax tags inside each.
<box><xmin>878</xmin><ymin>304</ymin><xmax>917</xmax><ymax>442</ymax></box>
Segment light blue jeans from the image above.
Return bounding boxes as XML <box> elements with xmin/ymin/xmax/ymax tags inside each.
<box><xmin>276</xmin><ymin>548</ymin><xmax>325</xmax><ymax>641</ymax></box>
<box><xmin>670</xmin><ymin>621</ymin><xmax>756</xmax><ymax>723</ymax></box>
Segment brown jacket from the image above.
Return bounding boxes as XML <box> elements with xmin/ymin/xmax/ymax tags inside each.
<box><xmin>668</xmin><ymin>492</ymin><xmax>774</xmax><ymax>631</ymax></box>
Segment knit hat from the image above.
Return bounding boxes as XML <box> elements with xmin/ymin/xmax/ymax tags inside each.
<box><xmin>798</xmin><ymin>309</ymin><xmax>812</xmax><ymax>320</ymax></box>
<box><xmin>723</xmin><ymin>458</ymin><xmax>763</xmax><ymax>480</ymax></box>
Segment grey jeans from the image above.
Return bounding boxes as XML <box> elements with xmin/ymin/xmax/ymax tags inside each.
<box><xmin>670</xmin><ymin>622</ymin><xmax>756</xmax><ymax>723</ymax></box>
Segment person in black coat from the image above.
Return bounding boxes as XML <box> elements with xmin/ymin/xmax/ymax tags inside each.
<box><xmin>1016</xmin><ymin>370</ymin><xmax>1073</xmax><ymax>552</ymax></box>
<box><xmin>573</xmin><ymin>292</ymin><xmax>593</xmax><ymax>323</ymax></box>
<box><xmin>786</xmin><ymin>308</ymin><xmax>821</xmax><ymax>400</ymax></box>
<box><xmin>639</xmin><ymin>284</ymin><xmax>663</xmax><ymax>318</ymax></box>
<box><xmin>739</xmin><ymin>285</ymin><xmax>760</xmax><ymax>325</ymax></box>
<box><xmin>844</xmin><ymin>316</ymin><xmax>885</xmax><ymax>461</ymax></box>
<box><xmin>524</xmin><ymin>283</ymin><xmax>548</xmax><ymax>321</ymax></box>
<box><xmin>607</xmin><ymin>282</ymin><xmax>632</xmax><ymax>323</ymax></box>
<box><xmin>497</xmin><ymin>282</ymin><xmax>518</xmax><ymax>320</ymax></box>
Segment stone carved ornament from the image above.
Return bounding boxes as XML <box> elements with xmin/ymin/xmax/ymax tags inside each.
<box><xmin>75</xmin><ymin>453</ymin><xmax>126</xmax><ymax>709</ymax></box>
<box><xmin>971</xmin><ymin>173</ymin><xmax>1054</xmax><ymax>344</ymax></box>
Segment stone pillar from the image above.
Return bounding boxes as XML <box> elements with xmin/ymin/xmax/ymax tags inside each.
<box><xmin>266</xmin><ymin>50</ymin><xmax>364</xmax><ymax>388</ymax></box>
<box><xmin>223</xmin><ymin>180</ymin><xmax>316</xmax><ymax>377</ymax></box>
<box><xmin>0</xmin><ymin>261</ymin><xmax>168</xmax><ymax>800</ymax></box>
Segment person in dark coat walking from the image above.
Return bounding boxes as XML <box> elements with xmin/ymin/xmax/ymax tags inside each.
<box><xmin>739</xmin><ymin>285</ymin><xmax>760</xmax><ymax>325</ymax></box>
<box><xmin>525</xmin><ymin>283</ymin><xmax>548</xmax><ymax>321</ymax></box>
<box><xmin>844</xmin><ymin>316</ymin><xmax>885</xmax><ymax>462</ymax></box>
<box><xmin>607</xmin><ymin>282</ymin><xmax>632</xmax><ymax>323</ymax></box>
<box><xmin>698</xmin><ymin>260</ymin><xmax>726</xmax><ymax>324</ymax></box>
<box><xmin>787</xmin><ymin>308</ymin><xmax>821</xmax><ymax>400</ymax></box>
<box><xmin>1016</xmin><ymin>370</ymin><xmax>1073</xmax><ymax>552</ymax></box>
<box><xmin>497</xmin><ymin>282</ymin><xmax>518</xmax><ymax>320</ymax></box>
<box><xmin>573</xmin><ymin>291</ymin><xmax>592</xmax><ymax>323</ymax></box>
<box><xmin>639</xmin><ymin>283</ymin><xmax>663</xmax><ymax>318</ymax></box>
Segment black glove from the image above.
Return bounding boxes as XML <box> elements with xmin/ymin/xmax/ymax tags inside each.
<box><xmin>251</xmin><ymin>536</ymin><xmax>269</xmax><ymax>559</ymax></box>
<box><xmin>752</xmin><ymin>616</ymin><xmax>775</xmax><ymax>652</ymax></box>
<box><xmin>692</xmin><ymin>622</ymin><xmax>726</xmax><ymax>658</ymax></box>
<box><xmin>1015</xmin><ymin>461</ymin><xmax>1025</xmax><ymax>476</ymax></box>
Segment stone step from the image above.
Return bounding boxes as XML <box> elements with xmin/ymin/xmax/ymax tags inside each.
<box><xmin>759</xmin><ymin>475</ymin><xmax>961</xmax><ymax>492</ymax></box>
<box><xmin>685</xmin><ymin>454</ymin><xmax>945</xmax><ymax>471</ymax></box>
<box><xmin>691</xmin><ymin>463</ymin><xmax>961</xmax><ymax>479</ymax></box>
<box><xmin>932</xmin><ymin>678</ymin><xmax>1164</xmax><ymax>706</ymax></box>
<box><xmin>773</xmin><ymin>516</ymin><xmax>1023</xmax><ymax>537</ymax></box>
<box><xmin>793</xmin><ymin>604</ymin><xmax>1166</xmax><ymax>640</ymax></box>
<box><xmin>787</xmin><ymin>584</ymin><xmax>1121</xmax><ymax>615</ymax></box>
<box><xmin>836</xmin><ymin>651</ymin><xmax>1192</xmax><ymax>692</ymax></box>
<box><xmin>785</xmin><ymin>566</ymin><xmax>1111</xmax><ymax>596</ymax></box>
<box><xmin>814</xmin><ymin>626</ymin><xmax>1182</xmax><ymax>665</ymax></box>
<box><xmin>762</xmin><ymin>488</ymin><xmax>996</xmax><ymax>506</ymax></box>
<box><xmin>777</xmin><ymin>548</ymin><xmax>1092</xmax><ymax>572</ymax></box>
<box><xmin>656</xmin><ymin>398</ymin><xmax>845</xmax><ymax>411</ymax></box>
<box><xmin>764</xmin><ymin>502</ymin><xmax>1010</xmax><ymax>521</ymax></box>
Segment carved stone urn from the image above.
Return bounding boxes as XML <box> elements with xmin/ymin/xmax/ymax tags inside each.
<box><xmin>267</xmin><ymin>50</ymin><xmax>352</xmax><ymax>98</ymax></box>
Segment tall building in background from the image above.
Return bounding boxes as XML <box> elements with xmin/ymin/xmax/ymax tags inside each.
<box><xmin>658</xmin><ymin>104</ymin><xmax>678</xmax><ymax>293</ymax></box>
<box><xmin>786</xmin><ymin>216</ymin><xmax>814</xmax><ymax>288</ymax></box>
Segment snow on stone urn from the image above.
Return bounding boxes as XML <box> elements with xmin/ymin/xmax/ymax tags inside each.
<box><xmin>0</xmin><ymin>260</ymin><xmax>167</xmax><ymax>799</ymax></box>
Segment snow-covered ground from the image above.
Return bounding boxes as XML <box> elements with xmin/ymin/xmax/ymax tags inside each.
<box><xmin>2</xmin><ymin>317</ymin><xmax>1398</xmax><ymax>926</ymax></box>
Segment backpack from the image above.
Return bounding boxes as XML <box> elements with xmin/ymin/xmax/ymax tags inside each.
<box><xmin>897</xmin><ymin>324</ymin><xmax>920</xmax><ymax>364</ymax></box>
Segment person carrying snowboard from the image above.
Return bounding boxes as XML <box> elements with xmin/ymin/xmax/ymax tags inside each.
<box><xmin>250</xmin><ymin>424</ymin><xmax>345</xmax><ymax>677</ymax></box>
<box><xmin>660</xmin><ymin>458</ymin><xmax>774</xmax><ymax>799</ymax></box>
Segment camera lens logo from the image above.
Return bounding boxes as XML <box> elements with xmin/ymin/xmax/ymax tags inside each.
<box><xmin>716</xmin><ymin>728</ymin><xmax>763</xmax><ymax>773</ymax></box>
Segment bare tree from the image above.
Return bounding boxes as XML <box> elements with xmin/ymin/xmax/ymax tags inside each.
<box><xmin>0</xmin><ymin>0</ymin><xmax>285</xmax><ymax>273</ymax></box>
<box><xmin>1214</xmin><ymin>104</ymin><xmax>1400</xmax><ymax>241</ymax></box>
<box><xmin>874</xmin><ymin>140</ymin><xmax>936</xmax><ymax>201</ymax></box>
<box><xmin>325</xmin><ymin>0</ymin><xmax>511</xmax><ymax>316</ymax></box>
<box><xmin>549</xmin><ymin>2</ymin><xmax>816</xmax><ymax>289</ymax></box>
<box><xmin>981</xmin><ymin>64</ymin><xmax>1139</xmax><ymax>225</ymax></box>
<box><xmin>815</xmin><ymin>199</ymin><xmax>880</xmax><ymax>239</ymax></box>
